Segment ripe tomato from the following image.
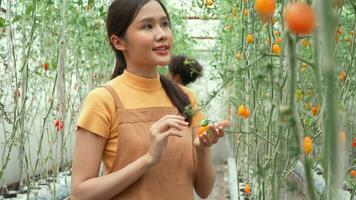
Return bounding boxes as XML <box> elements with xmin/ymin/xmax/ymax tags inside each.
<box><xmin>285</xmin><ymin>3</ymin><xmax>316</xmax><ymax>35</ymax></box>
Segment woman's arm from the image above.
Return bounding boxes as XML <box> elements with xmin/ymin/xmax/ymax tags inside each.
<box><xmin>71</xmin><ymin>128</ymin><xmax>152</xmax><ymax>200</ymax></box>
<box><xmin>193</xmin><ymin>120</ymin><xmax>230</xmax><ymax>198</ymax></box>
<box><xmin>71</xmin><ymin>114</ymin><xmax>188</xmax><ymax>200</ymax></box>
<box><xmin>193</xmin><ymin>146</ymin><xmax>216</xmax><ymax>199</ymax></box>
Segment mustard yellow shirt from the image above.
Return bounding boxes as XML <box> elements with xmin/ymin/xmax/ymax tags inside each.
<box><xmin>77</xmin><ymin>70</ymin><xmax>205</xmax><ymax>171</ymax></box>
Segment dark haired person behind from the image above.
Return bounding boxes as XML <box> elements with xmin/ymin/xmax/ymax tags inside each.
<box><xmin>168</xmin><ymin>55</ymin><xmax>203</xmax><ymax>86</ymax></box>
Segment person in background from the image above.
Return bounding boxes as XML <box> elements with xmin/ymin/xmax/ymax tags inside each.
<box><xmin>71</xmin><ymin>1</ymin><xmax>229</xmax><ymax>199</ymax></box>
<box><xmin>168</xmin><ymin>55</ymin><xmax>203</xmax><ymax>86</ymax></box>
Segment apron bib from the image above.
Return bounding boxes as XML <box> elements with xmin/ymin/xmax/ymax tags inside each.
<box><xmin>103</xmin><ymin>85</ymin><xmax>196</xmax><ymax>200</ymax></box>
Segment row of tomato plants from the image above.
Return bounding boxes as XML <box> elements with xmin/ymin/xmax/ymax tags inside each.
<box><xmin>195</xmin><ymin>0</ymin><xmax>355</xmax><ymax>199</ymax></box>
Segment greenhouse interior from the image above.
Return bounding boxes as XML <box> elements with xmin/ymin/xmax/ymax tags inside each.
<box><xmin>0</xmin><ymin>0</ymin><xmax>356</xmax><ymax>199</ymax></box>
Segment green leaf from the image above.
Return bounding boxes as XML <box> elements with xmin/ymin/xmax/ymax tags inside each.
<box><xmin>200</xmin><ymin>119</ymin><xmax>209</xmax><ymax>127</ymax></box>
<box><xmin>88</xmin><ymin>0</ymin><xmax>94</xmax><ymax>7</ymax></box>
<box><xmin>0</xmin><ymin>17</ymin><xmax>5</xmax><ymax>28</ymax></box>
<box><xmin>77</xmin><ymin>0</ymin><xmax>83</xmax><ymax>6</ymax></box>
<box><xmin>78</xmin><ymin>16</ymin><xmax>87</xmax><ymax>27</ymax></box>
<box><xmin>98</xmin><ymin>5</ymin><xmax>103</xmax><ymax>13</ymax></box>
<box><xmin>25</xmin><ymin>4</ymin><xmax>33</xmax><ymax>16</ymax></box>
<box><xmin>47</xmin><ymin>0</ymin><xmax>54</xmax><ymax>5</ymax></box>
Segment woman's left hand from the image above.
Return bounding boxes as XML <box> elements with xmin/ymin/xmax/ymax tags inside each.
<box><xmin>194</xmin><ymin>120</ymin><xmax>230</xmax><ymax>147</ymax></box>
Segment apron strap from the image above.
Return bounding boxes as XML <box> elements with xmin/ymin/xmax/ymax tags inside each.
<box><xmin>102</xmin><ymin>85</ymin><xmax>124</xmax><ymax>111</ymax></box>
<box><xmin>102</xmin><ymin>85</ymin><xmax>122</xmax><ymax>173</ymax></box>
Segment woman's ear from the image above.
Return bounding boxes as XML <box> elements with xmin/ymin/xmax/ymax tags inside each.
<box><xmin>110</xmin><ymin>35</ymin><xmax>127</xmax><ymax>51</ymax></box>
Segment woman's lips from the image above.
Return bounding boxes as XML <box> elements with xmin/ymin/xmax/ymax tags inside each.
<box><xmin>153</xmin><ymin>45</ymin><xmax>169</xmax><ymax>55</ymax></box>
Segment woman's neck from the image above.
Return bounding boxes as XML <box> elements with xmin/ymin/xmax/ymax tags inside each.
<box><xmin>126</xmin><ymin>64</ymin><xmax>158</xmax><ymax>79</ymax></box>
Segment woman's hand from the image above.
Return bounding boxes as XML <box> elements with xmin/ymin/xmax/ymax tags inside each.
<box><xmin>194</xmin><ymin>120</ymin><xmax>230</xmax><ymax>147</ymax></box>
<box><xmin>145</xmin><ymin>115</ymin><xmax>188</xmax><ymax>166</ymax></box>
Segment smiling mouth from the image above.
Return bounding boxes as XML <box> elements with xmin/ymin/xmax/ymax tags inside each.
<box><xmin>153</xmin><ymin>45</ymin><xmax>169</xmax><ymax>51</ymax></box>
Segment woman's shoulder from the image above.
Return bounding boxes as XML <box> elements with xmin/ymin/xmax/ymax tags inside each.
<box><xmin>85</xmin><ymin>77</ymin><xmax>120</xmax><ymax>102</ymax></box>
<box><xmin>83</xmin><ymin>85</ymin><xmax>116</xmax><ymax>111</ymax></box>
<box><xmin>86</xmin><ymin>87</ymin><xmax>111</xmax><ymax>101</ymax></box>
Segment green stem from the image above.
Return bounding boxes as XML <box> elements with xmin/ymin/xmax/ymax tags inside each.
<box><xmin>317</xmin><ymin>0</ymin><xmax>344</xmax><ymax>198</ymax></box>
<box><xmin>286</xmin><ymin>33</ymin><xmax>317</xmax><ymax>200</ymax></box>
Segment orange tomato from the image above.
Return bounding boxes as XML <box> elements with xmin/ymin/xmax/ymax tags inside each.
<box><xmin>352</xmin><ymin>138</ymin><xmax>356</xmax><ymax>148</ymax></box>
<box><xmin>205</xmin><ymin>0</ymin><xmax>213</xmax><ymax>6</ymax></box>
<box><xmin>54</xmin><ymin>119</ymin><xmax>64</xmax><ymax>131</ymax></box>
<box><xmin>255</xmin><ymin>0</ymin><xmax>275</xmax><ymax>23</ymax></box>
<box><xmin>247</xmin><ymin>34</ymin><xmax>254</xmax><ymax>44</ymax></box>
<box><xmin>311</xmin><ymin>105</ymin><xmax>319</xmax><ymax>116</ymax></box>
<box><xmin>285</xmin><ymin>2</ymin><xmax>316</xmax><ymax>35</ymax></box>
<box><xmin>237</xmin><ymin>105</ymin><xmax>250</xmax><ymax>119</ymax></box>
<box><xmin>236</xmin><ymin>52</ymin><xmax>241</xmax><ymax>60</ymax></box>
<box><xmin>272</xmin><ymin>44</ymin><xmax>281</xmax><ymax>54</ymax></box>
<box><xmin>338</xmin><ymin>71</ymin><xmax>346</xmax><ymax>81</ymax></box>
<box><xmin>274</xmin><ymin>31</ymin><xmax>280</xmax><ymax>36</ymax></box>
<box><xmin>337</xmin><ymin>27</ymin><xmax>343</xmax><ymax>34</ymax></box>
<box><xmin>304</xmin><ymin>136</ymin><xmax>313</xmax><ymax>154</ymax></box>
<box><xmin>244</xmin><ymin>9</ymin><xmax>249</xmax><ymax>17</ymax></box>
<box><xmin>245</xmin><ymin>183</ymin><xmax>251</xmax><ymax>195</ymax></box>
<box><xmin>351</xmin><ymin>170</ymin><xmax>356</xmax><ymax>177</ymax></box>
<box><xmin>198</xmin><ymin>126</ymin><xmax>209</xmax><ymax>136</ymax></box>
<box><xmin>43</xmin><ymin>63</ymin><xmax>49</xmax><ymax>71</ymax></box>
<box><xmin>277</xmin><ymin>37</ymin><xmax>283</xmax><ymax>44</ymax></box>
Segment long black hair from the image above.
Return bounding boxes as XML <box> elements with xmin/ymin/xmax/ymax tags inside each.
<box><xmin>106</xmin><ymin>0</ymin><xmax>192</xmax><ymax>123</ymax></box>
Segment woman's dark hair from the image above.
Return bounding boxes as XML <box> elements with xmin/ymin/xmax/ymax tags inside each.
<box><xmin>168</xmin><ymin>55</ymin><xmax>203</xmax><ymax>86</ymax></box>
<box><xmin>106</xmin><ymin>0</ymin><xmax>192</xmax><ymax>123</ymax></box>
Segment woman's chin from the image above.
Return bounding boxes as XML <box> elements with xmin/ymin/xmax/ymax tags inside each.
<box><xmin>155</xmin><ymin>57</ymin><xmax>171</xmax><ymax>66</ymax></box>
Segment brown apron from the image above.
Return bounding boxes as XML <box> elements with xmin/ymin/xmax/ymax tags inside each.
<box><xmin>103</xmin><ymin>85</ymin><xmax>196</xmax><ymax>200</ymax></box>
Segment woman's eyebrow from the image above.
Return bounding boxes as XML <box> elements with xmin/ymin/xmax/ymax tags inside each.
<box><xmin>138</xmin><ymin>16</ymin><xmax>168</xmax><ymax>24</ymax></box>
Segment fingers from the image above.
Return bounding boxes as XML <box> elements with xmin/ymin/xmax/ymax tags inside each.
<box><xmin>211</xmin><ymin>127</ymin><xmax>220</xmax><ymax>143</ymax></box>
<box><xmin>160</xmin><ymin>129</ymin><xmax>182</xmax><ymax>140</ymax></box>
<box><xmin>198</xmin><ymin>126</ymin><xmax>216</xmax><ymax>147</ymax></box>
<box><xmin>159</xmin><ymin>119</ymin><xmax>188</xmax><ymax>133</ymax></box>
<box><xmin>152</xmin><ymin>115</ymin><xmax>188</xmax><ymax>133</ymax></box>
<box><xmin>195</xmin><ymin>120</ymin><xmax>230</xmax><ymax>147</ymax></box>
<box><xmin>215</xmin><ymin>120</ymin><xmax>230</xmax><ymax>137</ymax></box>
<box><xmin>215</xmin><ymin>125</ymin><xmax>225</xmax><ymax>137</ymax></box>
<box><xmin>218</xmin><ymin>120</ymin><xmax>231</xmax><ymax>128</ymax></box>
<box><xmin>156</xmin><ymin>115</ymin><xmax>185</xmax><ymax>124</ymax></box>
<box><xmin>146</xmin><ymin>115</ymin><xmax>187</xmax><ymax>166</ymax></box>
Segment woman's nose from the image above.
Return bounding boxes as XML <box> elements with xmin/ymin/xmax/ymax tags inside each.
<box><xmin>155</xmin><ymin>26</ymin><xmax>168</xmax><ymax>41</ymax></box>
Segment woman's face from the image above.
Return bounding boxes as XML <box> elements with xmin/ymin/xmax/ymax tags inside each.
<box><xmin>122</xmin><ymin>1</ymin><xmax>173</xmax><ymax>69</ymax></box>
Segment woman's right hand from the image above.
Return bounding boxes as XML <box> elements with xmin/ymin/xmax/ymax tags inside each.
<box><xmin>145</xmin><ymin>115</ymin><xmax>188</xmax><ymax>166</ymax></box>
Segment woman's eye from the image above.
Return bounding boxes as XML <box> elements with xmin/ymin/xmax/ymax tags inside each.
<box><xmin>143</xmin><ymin>24</ymin><xmax>153</xmax><ymax>30</ymax></box>
<box><xmin>162</xmin><ymin>21</ymin><xmax>170</xmax><ymax>27</ymax></box>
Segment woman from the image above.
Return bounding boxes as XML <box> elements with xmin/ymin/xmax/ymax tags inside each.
<box><xmin>168</xmin><ymin>55</ymin><xmax>203</xmax><ymax>86</ymax></box>
<box><xmin>71</xmin><ymin>1</ymin><xmax>229</xmax><ymax>199</ymax></box>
